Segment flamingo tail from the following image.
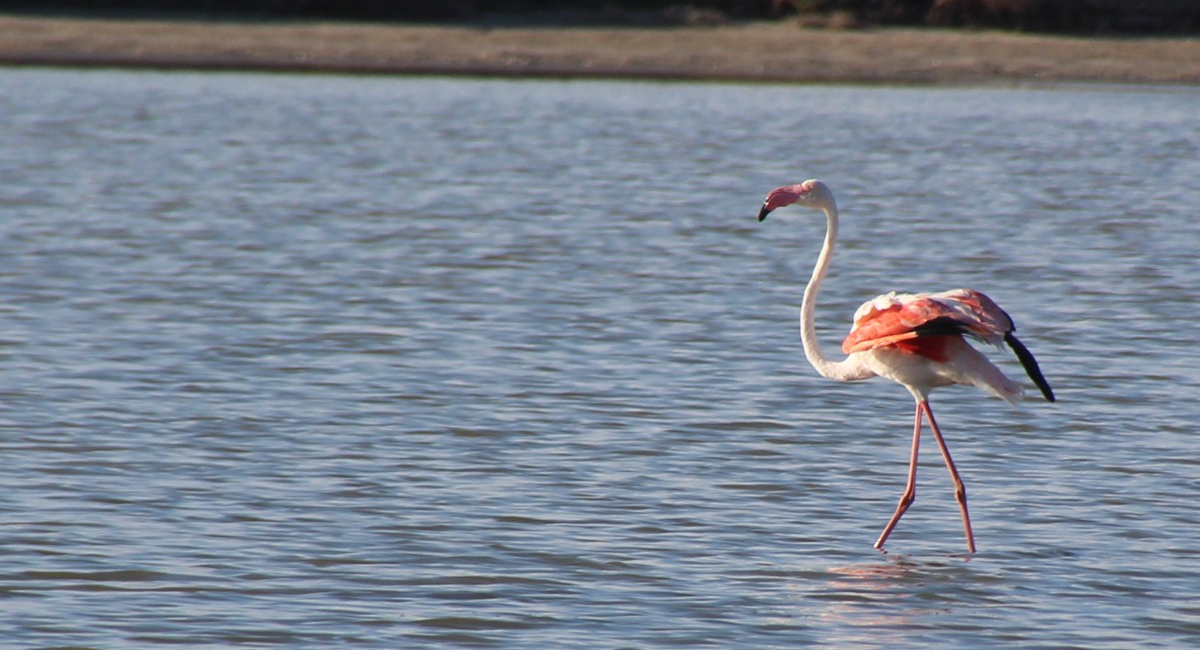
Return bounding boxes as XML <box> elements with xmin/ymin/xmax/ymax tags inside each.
<box><xmin>1004</xmin><ymin>332</ymin><xmax>1055</xmax><ymax>402</ymax></box>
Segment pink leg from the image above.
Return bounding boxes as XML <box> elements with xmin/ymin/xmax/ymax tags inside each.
<box><xmin>921</xmin><ymin>401</ymin><xmax>977</xmax><ymax>554</ymax></box>
<box><xmin>874</xmin><ymin>402</ymin><xmax>923</xmax><ymax>551</ymax></box>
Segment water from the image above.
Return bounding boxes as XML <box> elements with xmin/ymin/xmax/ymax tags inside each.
<box><xmin>1</xmin><ymin>69</ymin><xmax>1198</xmax><ymax>649</ymax></box>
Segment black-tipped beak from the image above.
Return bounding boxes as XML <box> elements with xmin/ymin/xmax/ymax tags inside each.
<box><xmin>757</xmin><ymin>204</ymin><xmax>772</xmax><ymax>222</ymax></box>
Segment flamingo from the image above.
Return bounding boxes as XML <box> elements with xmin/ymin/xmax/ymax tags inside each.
<box><xmin>756</xmin><ymin>179</ymin><xmax>1054</xmax><ymax>554</ymax></box>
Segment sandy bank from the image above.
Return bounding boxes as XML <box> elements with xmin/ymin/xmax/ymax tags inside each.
<box><xmin>1</xmin><ymin>14</ymin><xmax>1198</xmax><ymax>84</ymax></box>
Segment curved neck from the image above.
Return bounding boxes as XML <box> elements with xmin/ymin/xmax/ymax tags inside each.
<box><xmin>801</xmin><ymin>204</ymin><xmax>863</xmax><ymax>382</ymax></box>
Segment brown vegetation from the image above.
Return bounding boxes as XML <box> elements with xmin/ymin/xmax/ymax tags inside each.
<box><xmin>923</xmin><ymin>0</ymin><xmax>1200</xmax><ymax>32</ymax></box>
<box><xmin>4</xmin><ymin>1</ymin><xmax>1199</xmax><ymax>33</ymax></box>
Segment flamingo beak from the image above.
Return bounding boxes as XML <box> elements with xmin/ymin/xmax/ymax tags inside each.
<box><xmin>759</xmin><ymin>186</ymin><xmax>802</xmax><ymax>221</ymax></box>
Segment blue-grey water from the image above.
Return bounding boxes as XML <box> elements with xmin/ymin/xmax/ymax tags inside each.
<box><xmin>1</xmin><ymin>68</ymin><xmax>1198</xmax><ymax>649</ymax></box>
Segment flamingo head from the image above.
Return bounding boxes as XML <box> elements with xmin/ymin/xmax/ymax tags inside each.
<box><xmin>757</xmin><ymin>179</ymin><xmax>833</xmax><ymax>222</ymax></box>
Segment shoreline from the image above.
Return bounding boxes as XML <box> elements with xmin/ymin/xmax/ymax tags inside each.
<box><xmin>2</xmin><ymin>14</ymin><xmax>1199</xmax><ymax>85</ymax></box>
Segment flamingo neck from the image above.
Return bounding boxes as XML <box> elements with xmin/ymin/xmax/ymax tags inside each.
<box><xmin>801</xmin><ymin>204</ymin><xmax>864</xmax><ymax>382</ymax></box>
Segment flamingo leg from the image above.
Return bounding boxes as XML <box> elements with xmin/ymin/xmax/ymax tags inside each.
<box><xmin>921</xmin><ymin>401</ymin><xmax>977</xmax><ymax>553</ymax></box>
<box><xmin>874</xmin><ymin>402</ymin><xmax>923</xmax><ymax>551</ymax></box>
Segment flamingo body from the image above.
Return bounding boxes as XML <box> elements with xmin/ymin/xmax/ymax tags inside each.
<box><xmin>841</xmin><ymin>288</ymin><xmax>1052</xmax><ymax>405</ymax></box>
<box><xmin>757</xmin><ymin>179</ymin><xmax>1055</xmax><ymax>553</ymax></box>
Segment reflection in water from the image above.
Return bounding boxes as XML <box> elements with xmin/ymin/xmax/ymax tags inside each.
<box><xmin>784</xmin><ymin>557</ymin><xmax>962</xmax><ymax>646</ymax></box>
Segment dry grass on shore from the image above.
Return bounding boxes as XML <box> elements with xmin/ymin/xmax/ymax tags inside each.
<box><xmin>1</xmin><ymin>13</ymin><xmax>1198</xmax><ymax>84</ymax></box>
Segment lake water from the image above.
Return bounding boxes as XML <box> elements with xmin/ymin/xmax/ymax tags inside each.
<box><xmin>1</xmin><ymin>68</ymin><xmax>1199</xmax><ymax>649</ymax></box>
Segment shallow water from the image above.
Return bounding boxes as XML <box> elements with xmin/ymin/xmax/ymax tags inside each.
<box><xmin>1</xmin><ymin>69</ymin><xmax>1199</xmax><ymax>648</ymax></box>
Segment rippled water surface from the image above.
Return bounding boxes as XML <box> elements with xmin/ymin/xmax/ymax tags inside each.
<box><xmin>2</xmin><ymin>69</ymin><xmax>1199</xmax><ymax>648</ymax></box>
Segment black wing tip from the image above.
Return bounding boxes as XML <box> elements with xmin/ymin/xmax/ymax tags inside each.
<box><xmin>914</xmin><ymin>316</ymin><xmax>971</xmax><ymax>338</ymax></box>
<box><xmin>1004</xmin><ymin>332</ymin><xmax>1056</xmax><ymax>402</ymax></box>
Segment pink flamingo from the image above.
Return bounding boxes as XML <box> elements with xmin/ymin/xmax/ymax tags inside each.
<box><xmin>757</xmin><ymin>179</ymin><xmax>1055</xmax><ymax>553</ymax></box>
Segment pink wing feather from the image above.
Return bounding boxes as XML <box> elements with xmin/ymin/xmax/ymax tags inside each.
<box><xmin>842</xmin><ymin>289</ymin><xmax>1014</xmax><ymax>356</ymax></box>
